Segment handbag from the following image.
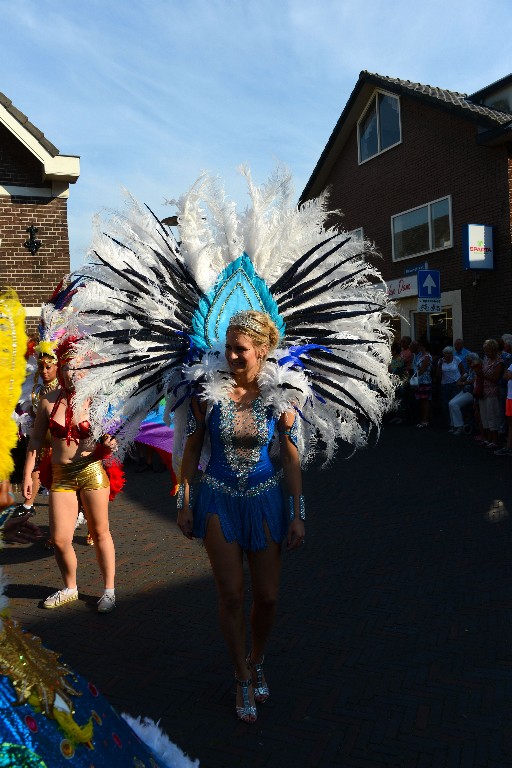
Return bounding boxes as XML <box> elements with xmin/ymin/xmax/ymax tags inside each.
<box><xmin>409</xmin><ymin>371</ymin><xmax>419</xmax><ymax>388</ymax></box>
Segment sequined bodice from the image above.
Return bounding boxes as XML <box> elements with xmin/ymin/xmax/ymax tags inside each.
<box><xmin>206</xmin><ymin>398</ymin><xmax>277</xmax><ymax>492</ymax></box>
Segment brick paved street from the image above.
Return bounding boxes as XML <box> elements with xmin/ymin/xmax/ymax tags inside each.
<box><xmin>3</xmin><ymin>423</ymin><xmax>512</xmax><ymax>767</ymax></box>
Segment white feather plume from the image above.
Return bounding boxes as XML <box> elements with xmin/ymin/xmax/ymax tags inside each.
<box><xmin>71</xmin><ymin>168</ymin><xmax>395</xmax><ymax>467</ymax></box>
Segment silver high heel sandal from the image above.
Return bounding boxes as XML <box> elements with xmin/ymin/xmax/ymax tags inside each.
<box><xmin>246</xmin><ymin>653</ymin><xmax>270</xmax><ymax>703</ymax></box>
<box><xmin>235</xmin><ymin>674</ymin><xmax>257</xmax><ymax>723</ymax></box>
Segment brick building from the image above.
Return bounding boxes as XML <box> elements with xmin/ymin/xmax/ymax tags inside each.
<box><xmin>0</xmin><ymin>92</ymin><xmax>80</xmax><ymax>329</ymax></box>
<box><xmin>300</xmin><ymin>71</ymin><xmax>512</xmax><ymax>353</ymax></box>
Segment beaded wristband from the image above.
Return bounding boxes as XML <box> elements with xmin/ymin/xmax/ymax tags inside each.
<box><xmin>289</xmin><ymin>495</ymin><xmax>305</xmax><ymax>521</ymax></box>
<box><xmin>176</xmin><ymin>484</ymin><xmax>193</xmax><ymax>510</ymax></box>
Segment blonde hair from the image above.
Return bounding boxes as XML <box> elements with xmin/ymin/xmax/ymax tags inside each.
<box><xmin>484</xmin><ymin>338</ymin><xmax>499</xmax><ymax>353</ymax></box>
<box><xmin>227</xmin><ymin>310</ymin><xmax>279</xmax><ymax>352</ymax></box>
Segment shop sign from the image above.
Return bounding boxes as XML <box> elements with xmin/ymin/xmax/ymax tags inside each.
<box><xmin>386</xmin><ymin>274</ymin><xmax>417</xmax><ymax>299</ymax></box>
<box><xmin>463</xmin><ymin>224</ymin><xmax>494</xmax><ymax>270</ymax></box>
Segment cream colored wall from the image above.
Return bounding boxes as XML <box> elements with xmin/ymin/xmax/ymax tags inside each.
<box><xmin>397</xmin><ymin>289</ymin><xmax>462</xmax><ymax>340</ymax></box>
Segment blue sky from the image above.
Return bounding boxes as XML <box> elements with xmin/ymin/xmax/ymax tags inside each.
<box><xmin>2</xmin><ymin>0</ymin><xmax>511</xmax><ymax>269</ymax></box>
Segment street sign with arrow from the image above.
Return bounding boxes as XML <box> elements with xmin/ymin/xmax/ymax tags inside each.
<box><xmin>417</xmin><ymin>269</ymin><xmax>441</xmax><ymax>312</ymax></box>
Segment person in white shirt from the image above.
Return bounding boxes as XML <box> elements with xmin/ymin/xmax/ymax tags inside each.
<box><xmin>438</xmin><ymin>346</ymin><xmax>465</xmax><ymax>427</ymax></box>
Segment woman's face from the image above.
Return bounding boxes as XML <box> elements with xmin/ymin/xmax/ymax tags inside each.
<box><xmin>225</xmin><ymin>328</ymin><xmax>265</xmax><ymax>378</ymax></box>
<box><xmin>59</xmin><ymin>362</ymin><xmax>75</xmax><ymax>390</ymax></box>
<box><xmin>443</xmin><ymin>352</ymin><xmax>453</xmax><ymax>363</ymax></box>
<box><xmin>483</xmin><ymin>343</ymin><xmax>496</xmax><ymax>358</ymax></box>
<box><xmin>38</xmin><ymin>357</ymin><xmax>57</xmax><ymax>383</ymax></box>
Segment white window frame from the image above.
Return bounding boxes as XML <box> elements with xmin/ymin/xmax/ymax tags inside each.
<box><xmin>391</xmin><ymin>195</ymin><xmax>453</xmax><ymax>262</ymax></box>
<box><xmin>357</xmin><ymin>89</ymin><xmax>402</xmax><ymax>165</ymax></box>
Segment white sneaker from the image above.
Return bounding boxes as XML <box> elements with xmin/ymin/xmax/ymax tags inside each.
<box><xmin>44</xmin><ymin>588</ymin><xmax>78</xmax><ymax>609</ymax></box>
<box><xmin>97</xmin><ymin>592</ymin><xmax>115</xmax><ymax>613</ymax></box>
<box><xmin>452</xmin><ymin>427</ymin><xmax>464</xmax><ymax>435</ymax></box>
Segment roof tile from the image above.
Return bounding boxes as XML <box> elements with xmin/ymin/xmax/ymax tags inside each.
<box><xmin>0</xmin><ymin>90</ymin><xmax>60</xmax><ymax>156</ymax></box>
<box><xmin>365</xmin><ymin>71</ymin><xmax>512</xmax><ymax>126</ymax></box>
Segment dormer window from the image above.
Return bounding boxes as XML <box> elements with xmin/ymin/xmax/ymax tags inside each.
<box><xmin>358</xmin><ymin>91</ymin><xmax>401</xmax><ymax>164</ymax></box>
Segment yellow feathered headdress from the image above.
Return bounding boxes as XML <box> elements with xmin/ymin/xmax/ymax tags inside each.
<box><xmin>34</xmin><ymin>339</ymin><xmax>58</xmax><ymax>361</ymax></box>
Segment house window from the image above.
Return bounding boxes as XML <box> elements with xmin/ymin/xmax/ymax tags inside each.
<box><xmin>358</xmin><ymin>91</ymin><xmax>401</xmax><ymax>163</ymax></box>
<box><xmin>347</xmin><ymin>227</ymin><xmax>364</xmax><ymax>246</ymax></box>
<box><xmin>392</xmin><ymin>196</ymin><xmax>452</xmax><ymax>261</ymax></box>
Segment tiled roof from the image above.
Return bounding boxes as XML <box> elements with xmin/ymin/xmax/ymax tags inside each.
<box><xmin>0</xmin><ymin>91</ymin><xmax>60</xmax><ymax>157</ymax></box>
<box><xmin>364</xmin><ymin>71</ymin><xmax>512</xmax><ymax>126</ymax></box>
<box><xmin>300</xmin><ymin>71</ymin><xmax>512</xmax><ymax>203</ymax></box>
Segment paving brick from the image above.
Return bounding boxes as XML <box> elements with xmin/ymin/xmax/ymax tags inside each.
<box><xmin>4</xmin><ymin>424</ymin><xmax>512</xmax><ymax>766</ymax></box>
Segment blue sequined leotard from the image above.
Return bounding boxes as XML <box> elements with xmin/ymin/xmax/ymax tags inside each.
<box><xmin>192</xmin><ymin>397</ymin><xmax>287</xmax><ymax>551</ymax></box>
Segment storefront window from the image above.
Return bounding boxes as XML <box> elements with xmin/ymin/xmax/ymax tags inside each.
<box><xmin>411</xmin><ymin>306</ymin><xmax>453</xmax><ymax>355</ymax></box>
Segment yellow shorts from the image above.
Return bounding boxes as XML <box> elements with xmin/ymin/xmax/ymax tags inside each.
<box><xmin>51</xmin><ymin>457</ymin><xmax>109</xmax><ymax>493</ymax></box>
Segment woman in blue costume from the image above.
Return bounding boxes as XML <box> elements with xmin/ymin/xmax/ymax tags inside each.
<box><xmin>69</xmin><ymin>169</ymin><xmax>395</xmax><ymax>727</ymax></box>
<box><xmin>177</xmin><ymin>310</ymin><xmax>305</xmax><ymax>723</ymax></box>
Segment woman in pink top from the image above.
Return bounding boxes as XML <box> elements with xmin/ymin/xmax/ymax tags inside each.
<box><xmin>479</xmin><ymin>339</ymin><xmax>504</xmax><ymax>449</ymax></box>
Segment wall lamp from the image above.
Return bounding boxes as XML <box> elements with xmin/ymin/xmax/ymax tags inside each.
<box><xmin>24</xmin><ymin>225</ymin><xmax>42</xmax><ymax>255</ymax></box>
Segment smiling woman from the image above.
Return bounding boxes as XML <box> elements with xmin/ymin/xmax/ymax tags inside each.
<box><xmin>69</xmin><ymin>168</ymin><xmax>395</xmax><ymax>726</ymax></box>
<box><xmin>177</xmin><ymin>308</ymin><xmax>304</xmax><ymax>721</ymax></box>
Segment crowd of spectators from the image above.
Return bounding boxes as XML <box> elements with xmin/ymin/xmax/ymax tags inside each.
<box><xmin>388</xmin><ymin>333</ymin><xmax>512</xmax><ymax>456</ymax></box>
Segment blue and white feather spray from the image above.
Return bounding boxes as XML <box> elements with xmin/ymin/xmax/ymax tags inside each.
<box><xmin>71</xmin><ymin>168</ymin><xmax>395</xmax><ymax>471</ymax></box>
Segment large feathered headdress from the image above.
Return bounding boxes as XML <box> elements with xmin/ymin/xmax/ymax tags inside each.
<box><xmin>34</xmin><ymin>276</ymin><xmax>83</xmax><ymax>361</ymax></box>
<box><xmin>71</xmin><ymin>167</ymin><xmax>395</xmax><ymax>468</ymax></box>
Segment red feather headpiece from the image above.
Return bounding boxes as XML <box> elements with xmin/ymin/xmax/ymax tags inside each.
<box><xmin>55</xmin><ymin>336</ymin><xmax>79</xmax><ymax>366</ymax></box>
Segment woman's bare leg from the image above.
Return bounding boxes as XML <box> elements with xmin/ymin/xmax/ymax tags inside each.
<box><xmin>246</xmin><ymin>537</ymin><xmax>281</xmax><ymax>663</ymax></box>
<box><xmin>205</xmin><ymin>516</ymin><xmax>247</xmax><ymax>673</ymax></box>
<box><xmin>80</xmin><ymin>487</ymin><xmax>115</xmax><ymax>589</ymax></box>
<box><xmin>246</xmin><ymin>533</ymin><xmax>281</xmax><ymax>698</ymax></box>
<box><xmin>49</xmin><ymin>491</ymin><xmax>79</xmax><ymax>588</ymax></box>
<box><xmin>204</xmin><ymin>516</ymin><xmax>255</xmax><ymax>713</ymax></box>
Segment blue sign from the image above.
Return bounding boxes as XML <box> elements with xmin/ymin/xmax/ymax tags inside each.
<box><xmin>404</xmin><ymin>261</ymin><xmax>428</xmax><ymax>276</ymax></box>
<box><xmin>417</xmin><ymin>269</ymin><xmax>440</xmax><ymax>299</ymax></box>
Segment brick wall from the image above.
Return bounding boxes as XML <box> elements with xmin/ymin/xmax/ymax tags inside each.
<box><xmin>315</xmin><ymin>97</ymin><xmax>512</xmax><ymax>349</ymax></box>
<box><xmin>0</xmin><ymin>123</ymin><xmax>70</xmax><ymax>317</ymax></box>
<box><xmin>0</xmin><ymin>123</ymin><xmax>46</xmax><ymax>187</ymax></box>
